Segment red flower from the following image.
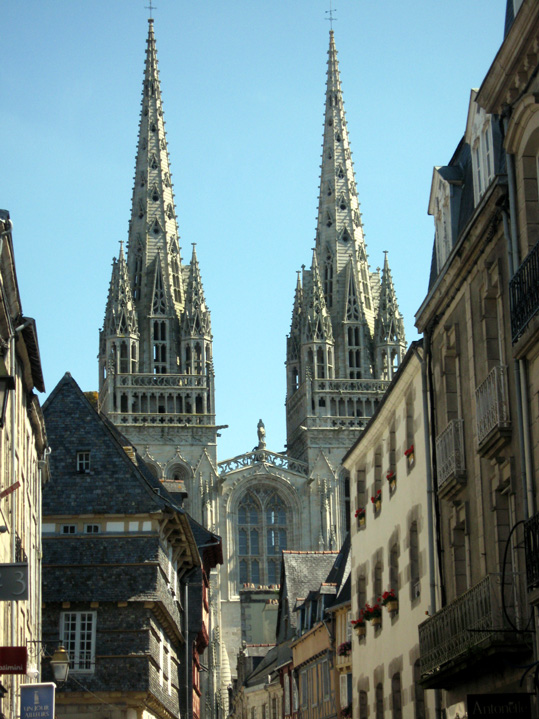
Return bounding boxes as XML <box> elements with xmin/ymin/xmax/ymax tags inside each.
<box><xmin>370</xmin><ymin>490</ymin><xmax>382</xmax><ymax>504</ymax></box>
<box><xmin>355</xmin><ymin>507</ymin><xmax>366</xmax><ymax>518</ymax></box>
<box><xmin>386</xmin><ymin>471</ymin><xmax>395</xmax><ymax>481</ymax></box>
<box><xmin>404</xmin><ymin>444</ymin><xmax>414</xmax><ymax>457</ymax></box>
<box><xmin>381</xmin><ymin>589</ymin><xmax>397</xmax><ymax>606</ymax></box>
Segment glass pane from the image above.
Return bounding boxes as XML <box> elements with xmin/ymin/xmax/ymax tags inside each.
<box><xmin>240</xmin><ymin>560</ymin><xmax>247</xmax><ymax>584</ymax></box>
<box><xmin>251</xmin><ymin>560</ymin><xmax>260</xmax><ymax>585</ymax></box>
<box><xmin>250</xmin><ymin>529</ymin><xmax>259</xmax><ymax>555</ymax></box>
<box><xmin>239</xmin><ymin>529</ymin><xmax>247</xmax><ymax>555</ymax></box>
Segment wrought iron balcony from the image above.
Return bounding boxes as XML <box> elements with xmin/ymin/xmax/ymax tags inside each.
<box><xmin>435</xmin><ymin>419</ymin><xmax>465</xmax><ymax>491</ymax></box>
<box><xmin>510</xmin><ymin>239</ymin><xmax>539</xmax><ymax>343</ymax></box>
<box><xmin>524</xmin><ymin>513</ymin><xmax>539</xmax><ymax>593</ymax></box>
<box><xmin>475</xmin><ymin>365</ymin><xmax>511</xmax><ymax>453</ymax></box>
<box><xmin>418</xmin><ymin>574</ymin><xmax>528</xmax><ymax>688</ymax></box>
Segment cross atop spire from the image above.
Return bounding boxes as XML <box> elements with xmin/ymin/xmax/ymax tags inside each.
<box><xmin>325</xmin><ymin>0</ymin><xmax>337</xmax><ymax>30</ymax></box>
<box><xmin>145</xmin><ymin>0</ymin><xmax>156</xmax><ymax>20</ymax></box>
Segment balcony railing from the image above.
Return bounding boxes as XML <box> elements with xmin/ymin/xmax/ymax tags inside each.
<box><xmin>510</xmin><ymin>239</ymin><xmax>539</xmax><ymax>343</ymax></box>
<box><xmin>524</xmin><ymin>513</ymin><xmax>539</xmax><ymax>593</ymax></box>
<box><xmin>435</xmin><ymin>419</ymin><xmax>465</xmax><ymax>489</ymax></box>
<box><xmin>475</xmin><ymin>365</ymin><xmax>510</xmax><ymax>446</ymax></box>
<box><xmin>419</xmin><ymin>574</ymin><xmax>523</xmax><ymax>681</ymax></box>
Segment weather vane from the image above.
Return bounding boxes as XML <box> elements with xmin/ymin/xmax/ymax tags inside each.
<box><xmin>145</xmin><ymin>0</ymin><xmax>156</xmax><ymax>19</ymax></box>
<box><xmin>325</xmin><ymin>0</ymin><xmax>337</xmax><ymax>30</ymax></box>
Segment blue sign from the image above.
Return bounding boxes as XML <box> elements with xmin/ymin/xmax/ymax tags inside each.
<box><xmin>20</xmin><ymin>683</ymin><xmax>55</xmax><ymax>719</ymax></box>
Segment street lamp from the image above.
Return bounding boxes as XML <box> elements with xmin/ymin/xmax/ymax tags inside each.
<box><xmin>0</xmin><ymin>373</ymin><xmax>15</xmax><ymax>428</ymax></box>
<box><xmin>50</xmin><ymin>645</ymin><xmax>70</xmax><ymax>686</ymax></box>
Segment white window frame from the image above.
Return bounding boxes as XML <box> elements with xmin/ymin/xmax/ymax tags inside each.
<box><xmin>60</xmin><ymin>611</ymin><xmax>96</xmax><ymax>673</ymax></box>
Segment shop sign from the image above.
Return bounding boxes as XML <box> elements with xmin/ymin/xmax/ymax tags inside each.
<box><xmin>468</xmin><ymin>693</ymin><xmax>532</xmax><ymax>718</ymax></box>
<box><xmin>0</xmin><ymin>646</ymin><xmax>27</xmax><ymax>674</ymax></box>
<box><xmin>20</xmin><ymin>683</ymin><xmax>55</xmax><ymax>719</ymax></box>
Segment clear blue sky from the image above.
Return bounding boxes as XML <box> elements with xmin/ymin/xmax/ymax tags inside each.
<box><xmin>2</xmin><ymin>0</ymin><xmax>506</xmax><ymax>460</ymax></box>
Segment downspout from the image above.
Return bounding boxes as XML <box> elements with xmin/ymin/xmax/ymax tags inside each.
<box><xmin>10</xmin><ymin>334</ymin><xmax>17</xmax><ymax>719</ymax></box>
<box><xmin>501</xmin><ymin>112</ymin><xmax>536</xmax><ymax>518</ymax></box>
<box><xmin>413</xmin><ymin>341</ymin><xmax>442</xmax><ymax>719</ymax></box>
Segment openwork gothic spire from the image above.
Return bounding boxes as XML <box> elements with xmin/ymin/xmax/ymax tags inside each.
<box><xmin>126</xmin><ymin>18</ymin><xmax>184</xmax><ymax>320</ymax></box>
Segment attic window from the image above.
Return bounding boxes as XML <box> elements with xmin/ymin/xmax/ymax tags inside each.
<box><xmin>77</xmin><ymin>451</ymin><xmax>91</xmax><ymax>473</ymax></box>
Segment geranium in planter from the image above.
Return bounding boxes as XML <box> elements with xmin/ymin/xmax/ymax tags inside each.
<box><xmin>404</xmin><ymin>444</ymin><xmax>415</xmax><ymax>467</ymax></box>
<box><xmin>354</xmin><ymin>506</ymin><xmax>366</xmax><ymax>525</ymax></box>
<box><xmin>351</xmin><ymin>613</ymin><xmax>366</xmax><ymax>637</ymax></box>
<box><xmin>371</xmin><ymin>489</ymin><xmax>382</xmax><ymax>512</ymax></box>
<box><xmin>381</xmin><ymin>589</ymin><xmax>398</xmax><ymax>612</ymax></box>
<box><xmin>363</xmin><ymin>602</ymin><xmax>382</xmax><ymax>625</ymax></box>
<box><xmin>337</xmin><ymin>641</ymin><xmax>352</xmax><ymax>656</ymax></box>
<box><xmin>386</xmin><ymin>471</ymin><xmax>396</xmax><ymax>491</ymax></box>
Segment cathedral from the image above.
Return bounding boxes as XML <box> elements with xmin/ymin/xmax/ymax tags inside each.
<box><xmin>98</xmin><ymin>17</ymin><xmax>406</xmax><ymax>699</ymax></box>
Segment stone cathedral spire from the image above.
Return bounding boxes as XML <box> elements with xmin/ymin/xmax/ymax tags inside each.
<box><xmin>286</xmin><ymin>30</ymin><xmax>406</xmax><ymax>495</ymax></box>
<box><xmin>98</xmin><ymin>19</ymin><xmax>217</xmax><ymax>508</ymax></box>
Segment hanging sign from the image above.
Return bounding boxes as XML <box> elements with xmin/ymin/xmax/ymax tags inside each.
<box><xmin>0</xmin><ymin>646</ymin><xmax>27</xmax><ymax>674</ymax></box>
<box><xmin>0</xmin><ymin>563</ymin><xmax>28</xmax><ymax>600</ymax></box>
<box><xmin>20</xmin><ymin>683</ymin><xmax>55</xmax><ymax>719</ymax></box>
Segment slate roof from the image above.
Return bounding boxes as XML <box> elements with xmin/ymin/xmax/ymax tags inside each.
<box><xmin>278</xmin><ymin>551</ymin><xmax>339</xmax><ymax>635</ymax></box>
<box><xmin>43</xmin><ymin>373</ymin><xmax>178</xmax><ymax>516</ymax></box>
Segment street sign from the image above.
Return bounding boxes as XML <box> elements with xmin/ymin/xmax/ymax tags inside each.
<box><xmin>0</xmin><ymin>646</ymin><xmax>27</xmax><ymax>674</ymax></box>
<box><xmin>20</xmin><ymin>683</ymin><xmax>55</xmax><ymax>719</ymax></box>
<box><xmin>0</xmin><ymin>563</ymin><xmax>28</xmax><ymax>600</ymax></box>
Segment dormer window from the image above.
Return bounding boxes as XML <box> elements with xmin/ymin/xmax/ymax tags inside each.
<box><xmin>77</xmin><ymin>451</ymin><xmax>91</xmax><ymax>473</ymax></box>
<box><xmin>472</xmin><ymin>120</ymin><xmax>494</xmax><ymax>202</ymax></box>
<box><xmin>434</xmin><ymin>192</ymin><xmax>451</xmax><ymax>270</ymax></box>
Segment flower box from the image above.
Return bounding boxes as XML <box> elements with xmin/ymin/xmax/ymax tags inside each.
<box><xmin>404</xmin><ymin>444</ymin><xmax>415</xmax><ymax>467</ymax></box>
<box><xmin>337</xmin><ymin>641</ymin><xmax>352</xmax><ymax>656</ymax></box>
<box><xmin>351</xmin><ymin>614</ymin><xmax>366</xmax><ymax>637</ymax></box>
<box><xmin>371</xmin><ymin>490</ymin><xmax>382</xmax><ymax>512</ymax></box>
<box><xmin>386</xmin><ymin>471</ymin><xmax>396</xmax><ymax>491</ymax></box>
<box><xmin>363</xmin><ymin>603</ymin><xmax>382</xmax><ymax>624</ymax></box>
<box><xmin>380</xmin><ymin>590</ymin><xmax>398</xmax><ymax>613</ymax></box>
<box><xmin>355</xmin><ymin>507</ymin><xmax>366</xmax><ymax>526</ymax></box>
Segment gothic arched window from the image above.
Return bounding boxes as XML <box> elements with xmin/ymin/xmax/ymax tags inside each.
<box><xmin>237</xmin><ymin>490</ymin><xmax>288</xmax><ymax>588</ymax></box>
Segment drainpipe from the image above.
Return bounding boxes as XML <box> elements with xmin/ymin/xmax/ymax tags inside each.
<box><xmin>501</xmin><ymin>113</ymin><xmax>536</xmax><ymax>519</ymax></box>
<box><xmin>412</xmin><ymin>341</ymin><xmax>443</xmax><ymax>719</ymax></box>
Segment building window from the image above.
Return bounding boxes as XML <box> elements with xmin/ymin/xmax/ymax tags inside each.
<box><xmin>472</xmin><ymin>119</ymin><xmax>495</xmax><ymax>203</ymax></box>
<box><xmin>237</xmin><ymin>490</ymin><xmax>288</xmax><ymax>587</ymax></box>
<box><xmin>85</xmin><ymin>524</ymin><xmax>100</xmax><ymax>534</ymax></box>
<box><xmin>61</xmin><ymin>525</ymin><xmax>76</xmax><ymax>534</ymax></box>
<box><xmin>391</xmin><ymin>673</ymin><xmax>402</xmax><ymax>719</ymax></box>
<box><xmin>152</xmin><ymin>320</ymin><xmax>167</xmax><ymax>374</ymax></box>
<box><xmin>60</xmin><ymin>611</ymin><xmax>96</xmax><ymax>673</ymax></box>
<box><xmin>77</xmin><ymin>451</ymin><xmax>90</xmax><ymax>473</ymax></box>
<box><xmin>322</xmin><ymin>660</ymin><xmax>330</xmax><ymax>700</ymax></box>
<box><xmin>376</xmin><ymin>683</ymin><xmax>384</xmax><ymax>719</ymax></box>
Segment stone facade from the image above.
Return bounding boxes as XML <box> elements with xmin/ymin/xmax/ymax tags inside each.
<box><xmin>0</xmin><ymin>210</ymin><xmax>48</xmax><ymax>719</ymax></box>
<box><xmin>343</xmin><ymin>343</ymin><xmax>436</xmax><ymax>719</ymax></box>
<box><xmin>414</xmin><ymin>4</ymin><xmax>538</xmax><ymax>714</ymax></box>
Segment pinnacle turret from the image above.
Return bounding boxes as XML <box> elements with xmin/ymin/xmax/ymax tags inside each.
<box><xmin>103</xmin><ymin>243</ymin><xmax>139</xmax><ymax>337</ymax></box>
<box><xmin>374</xmin><ymin>252</ymin><xmax>406</xmax><ymax>379</ymax></box>
<box><xmin>182</xmin><ymin>245</ymin><xmax>211</xmax><ymax>337</ymax></box>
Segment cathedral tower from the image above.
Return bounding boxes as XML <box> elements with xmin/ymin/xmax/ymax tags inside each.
<box><xmin>286</xmin><ymin>31</ymin><xmax>406</xmax><ymax>532</ymax></box>
<box><xmin>99</xmin><ymin>20</ymin><xmax>218</xmax><ymax>511</ymax></box>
